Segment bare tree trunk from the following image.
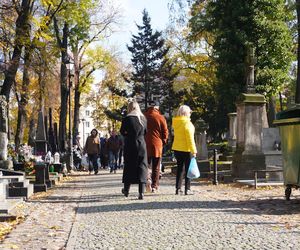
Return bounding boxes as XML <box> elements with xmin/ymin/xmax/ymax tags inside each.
<box><xmin>0</xmin><ymin>0</ymin><xmax>32</xmax><ymax>101</ymax></box>
<box><xmin>296</xmin><ymin>0</ymin><xmax>300</xmax><ymax>103</ymax></box>
<box><xmin>73</xmin><ymin>86</ymin><xmax>81</xmax><ymax>138</ymax></box>
<box><xmin>15</xmin><ymin>9</ymin><xmax>32</xmax><ymax>151</ymax></box>
<box><xmin>72</xmin><ymin>48</ymin><xmax>80</xmax><ymax>139</ymax></box>
<box><xmin>267</xmin><ymin>96</ymin><xmax>276</xmax><ymax>127</ymax></box>
<box><xmin>55</xmin><ymin>21</ymin><xmax>69</xmax><ymax>152</ymax></box>
<box><xmin>28</xmin><ymin>118</ymin><xmax>35</xmax><ymax>147</ymax></box>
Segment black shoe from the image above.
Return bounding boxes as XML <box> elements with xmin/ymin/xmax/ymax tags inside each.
<box><xmin>122</xmin><ymin>188</ymin><xmax>129</xmax><ymax>197</ymax></box>
<box><xmin>175</xmin><ymin>189</ymin><xmax>182</xmax><ymax>195</ymax></box>
<box><xmin>94</xmin><ymin>171</ymin><xmax>98</xmax><ymax>175</ymax></box>
<box><xmin>138</xmin><ymin>193</ymin><xmax>144</xmax><ymax>200</ymax></box>
<box><xmin>185</xmin><ymin>189</ymin><xmax>194</xmax><ymax>195</ymax></box>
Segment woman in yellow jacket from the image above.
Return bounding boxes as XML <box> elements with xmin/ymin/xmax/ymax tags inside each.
<box><xmin>172</xmin><ymin>105</ymin><xmax>197</xmax><ymax>195</ymax></box>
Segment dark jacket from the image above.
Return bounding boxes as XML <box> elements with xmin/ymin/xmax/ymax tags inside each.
<box><xmin>84</xmin><ymin>135</ymin><xmax>100</xmax><ymax>155</ymax></box>
<box><xmin>107</xmin><ymin>136</ymin><xmax>121</xmax><ymax>153</ymax></box>
<box><xmin>120</xmin><ymin>116</ymin><xmax>148</xmax><ymax>184</ymax></box>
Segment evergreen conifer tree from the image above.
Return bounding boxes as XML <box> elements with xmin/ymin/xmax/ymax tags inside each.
<box><xmin>127</xmin><ymin>9</ymin><xmax>169</xmax><ymax>109</ymax></box>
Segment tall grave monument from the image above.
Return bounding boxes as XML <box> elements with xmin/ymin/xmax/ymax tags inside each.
<box><xmin>0</xmin><ymin>96</ymin><xmax>8</xmax><ymax>161</ymax></box>
<box><xmin>0</xmin><ymin>95</ymin><xmax>12</xmax><ymax>169</ymax></box>
<box><xmin>35</xmin><ymin>111</ymin><xmax>47</xmax><ymax>156</ymax></box>
<box><xmin>231</xmin><ymin>47</ymin><xmax>269</xmax><ymax>179</ymax></box>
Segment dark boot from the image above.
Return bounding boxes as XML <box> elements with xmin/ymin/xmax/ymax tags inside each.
<box><xmin>121</xmin><ymin>188</ymin><xmax>129</xmax><ymax>197</ymax></box>
<box><xmin>138</xmin><ymin>193</ymin><xmax>144</xmax><ymax>200</ymax></box>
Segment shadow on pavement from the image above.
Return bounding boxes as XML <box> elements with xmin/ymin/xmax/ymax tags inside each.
<box><xmin>76</xmin><ymin>198</ymin><xmax>300</xmax><ymax>216</ymax></box>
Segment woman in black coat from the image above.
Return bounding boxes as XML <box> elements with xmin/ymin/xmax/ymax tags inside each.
<box><xmin>120</xmin><ymin>101</ymin><xmax>148</xmax><ymax>200</ymax></box>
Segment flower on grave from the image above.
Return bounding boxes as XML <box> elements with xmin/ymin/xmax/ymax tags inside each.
<box><xmin>18</xmin><ymin>144</ymin><xmax>34</xmax><ymax>163</ymax></box>
<box><xmin>24</xmin><ymin>160</ymin><xmax>34</xmax><ymax>174</ymax></box>
<box><xmin>7</xmin><ymin>143</ymin><xmax>17</xmax><ymax>161</ymax></box>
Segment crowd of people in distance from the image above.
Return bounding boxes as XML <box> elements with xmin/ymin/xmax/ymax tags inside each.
<box><xmin>75</xmin><ymin>100</ymin><xmax>197</xmax><ymax>200</ymax></box>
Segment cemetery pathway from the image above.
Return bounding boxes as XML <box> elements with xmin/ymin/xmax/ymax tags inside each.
<box><xmin>1</xmin><ymin>169</ymin><xmax>300</xmax><ymax>250</ymax></box>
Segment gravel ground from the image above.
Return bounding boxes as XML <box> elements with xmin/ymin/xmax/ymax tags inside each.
<box><xmin>1</xmin><ymin>169</ymin><xmax>300</xmax><ymax>250</ymax></box>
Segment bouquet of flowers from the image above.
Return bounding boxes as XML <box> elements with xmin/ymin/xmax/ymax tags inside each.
<box><xmin>18</xmin><ymin>144</ymin><xmax>35</xmax><ymax>174</ymax></box>
<box><xmin>18</xmin><ymin>144</ymin><xmax>34</xmax><ymax>162</ymax></box>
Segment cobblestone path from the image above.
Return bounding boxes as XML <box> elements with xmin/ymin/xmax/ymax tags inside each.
<box><xmin>1</xmin><ymin>170</ymin><xmax>300</xmax><ymax>250</ymax></box>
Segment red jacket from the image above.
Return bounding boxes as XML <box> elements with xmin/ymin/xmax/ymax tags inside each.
<box><xmin>144</xmin><ymin>107</ymin><xmax>169</xmax><ymax>157</ymax></box>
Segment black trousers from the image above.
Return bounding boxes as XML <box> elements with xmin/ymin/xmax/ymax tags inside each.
<box><xmin>124</xmin><ymin>182</ymin><xmax>145</xmax><ymax>194</ymax></box>
<box><xmin>174</xmin><ymin>150</ymin><xmax>191</xmax><ymax>191</ymax></box>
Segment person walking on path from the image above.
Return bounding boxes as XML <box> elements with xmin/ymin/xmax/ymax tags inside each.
<box><xmin>84</xmin><ymin>128</ymin><xmax>101</xmax><ymax>174</ymax></box>
<box><xmin>172</xmin><ymin>105</ymin><xmax>197</xmax><ymax>195</ymax></box>
<box><xmin>107</xmin><ymin>130</ymin><xmax>121</xmax><ymax>173</ymax></box>
<box><xmin>144</xmin><ymin>101</ymin><xmax>168</xmax><ymax>193</ymax></box>
<box><xmin>120</xmin><ymin>101</ymin><xmax>148</xmax><ymax>200</ymax></box>
<box><xmin>118</xmin><ymin>133</ymin><xmax>124</xmax><ymax>168</ymax></box>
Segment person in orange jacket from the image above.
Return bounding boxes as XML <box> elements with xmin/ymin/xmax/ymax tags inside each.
<box><xmin>144</xmin><ymin>101</ymin><xmax>168</xmax><ymax>193</ymax></box>
<box><xmin>172</xmin><ymin>105</ymin><xmax>197</xmax><ymax>195</ymax></box>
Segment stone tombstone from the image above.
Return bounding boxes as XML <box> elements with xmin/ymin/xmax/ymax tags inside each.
<box><xmin>232</xmin><ymin>47</ymin><xmax>269</xmax><ymax>179</ymax></box>
<box><xmin>53</xmin><ymin>122</ymin><xmax>59</xmax><ymax>153</ymax></box>
<box><xmin>227</xmin><ymin>113</ymin><xmax>237</xmax><ymax>149</ymax></box>
<box><xmin>262</xmin><ymin>127</ymin><xmax>283</xmax><ymax>181</ymax></box>
<box><xmin>0</xmin><ymin>95</ymin><xmax>8</xmax><ymax>161</ymax></box>
<box><xmin>35</xmin><ymin>111</ymin><xmax>47</xmax><ymax>156</ymax></box>
<box><xmin>48</xmin><ymin>108</ymin><xmax>56</xmax><ymax>153</ymax></box>
<box><xmin>34</xmin><ymin>163</ymin><xmax>47</xmax><ymax>192</ymax></box>
<box><xmin>194</xmin><ymin>118</ymin><xmax>209</xmax><ymax>160</ymax></box>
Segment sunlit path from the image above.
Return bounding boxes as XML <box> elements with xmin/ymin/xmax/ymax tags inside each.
<box><xmin>1</xmin><ymin>169</ymin><xmax>300</xmax><ymax>250</ymax></box>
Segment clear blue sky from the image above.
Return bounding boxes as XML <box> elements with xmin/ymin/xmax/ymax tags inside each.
<box><xmin>108</xmin><ymin>0</ymin><xmax>170</xmax><ymax>61</ymax></box>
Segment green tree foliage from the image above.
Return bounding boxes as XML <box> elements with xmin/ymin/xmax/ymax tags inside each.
<box><xmin>189</xmin><ymin>0</ymin><xmax>294</xmax><ymax>136</ymax></box>
<box><xmin>127</xmin><ymin>9</ymin><xmax>169</xmax><ymax>109</ymax></box>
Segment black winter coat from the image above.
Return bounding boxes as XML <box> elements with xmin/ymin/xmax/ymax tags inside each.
<box><xmin>120</xmin><ymin>116</ymin><xmax>148</xmax><ymax>184</ymax></box>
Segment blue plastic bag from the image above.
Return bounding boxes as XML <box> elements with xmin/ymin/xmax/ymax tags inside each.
<box><xmin>187</xmin><ymin>157</ymin><xmax>200</xmax><ymax>179</ymax></box>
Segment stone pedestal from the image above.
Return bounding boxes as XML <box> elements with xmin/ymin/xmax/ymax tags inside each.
<box><xmin>195</xmin><ymin>133</ymin><xmax>208</xmax><ymax>160</ymax></box>
<box><xmin>53</xmin><ymin>163</ymin><xmax>63</xmax><ymax>173</ymax></box>
<box><xmin>227</xmin><ymin>113</ymin><xmax>237</xmax><ymax>149</ymax></box>
<box><xmin>232</xmin><ymin>93</ymin><xmax>268</xmax><ymax>179</ymax></box>
<box><xmin>0</xmin><ymin>160</ymin><xmax>13</xmax><ymax>170</ymax></box>
<box><xmin>34</xmin><ymin>164</ymin><xmax>47</xmax><ymax>192</ymax></box>
<box><xmin>44</xmin><ymin>164</ymin><xmax>52</xmax><ymax>188</ymax></box>
<box><xmin>0</xmin><ymin>132</ymin><xmax>7</xmax><ymax>161</ymax></box>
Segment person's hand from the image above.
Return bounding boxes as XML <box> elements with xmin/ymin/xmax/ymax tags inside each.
<box><xmin>191</xmin><ymin>153</ymin><xmax>197</xmax><ymax>158</ymax></box>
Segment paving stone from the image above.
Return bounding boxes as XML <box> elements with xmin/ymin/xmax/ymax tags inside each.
<box><xmin>1</xmin><ymin>170</ymin><xmax>300</xmax><ymax>249</ymax></box>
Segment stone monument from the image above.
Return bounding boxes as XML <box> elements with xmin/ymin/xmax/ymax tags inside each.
<box><xmin>0</xmin><ymin>95</ymin><xmax>8</xmax><ymax>161</ymax></box>
<box><xmin>262</xmin><ymin>127</ymin><xmax>283</xmax><ymax>181</ymax></box>
<box><xmin>231</xmin><ymin>47</ymin><xmax>269</xmax><ymax>179</ymax></box>
<box><xmin>35</xmin><ymin>111</ymin><xmax>47</xmax><ymax>156</ymax></box>
<box><xmin>194</xmin><ymin>118</ymin><xmax>210</xmax><ymax>175</ymax></box>
<box><xmin>0</xmin><ymin>95</ymin><xmax>13</xmax><ymax>169</ymax></box>
<box><xmin>227</xmin><ymin>112</ymin><xmax>237</xmax><ymax>150</ymax></box>
<box><xmin>48</xmin><ymin>108</ymin><xmax>56</xmax><ymax>153</ymax></box>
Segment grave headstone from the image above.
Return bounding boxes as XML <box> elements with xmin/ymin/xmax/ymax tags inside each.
<box><xmin>262</xmin><ymin>127</ymin><xmax>283</xmax><ymax>181</ymax></box>
<box><xmin>34</xmin><ymin>163</ymin><xmax>47</xmax><ymax>192</ymax></box>
<box><xmin>54</xmin><ymin>122</ymin><xmax>59</xmax><ymax>153</ymax></box>
<box><xmin>35</xmin><ymin>111</ymin><xmax>47</xmax><ymax>156</ymax></box>
<box><xmin>48</xmin><ymin>108</ymin><xmax>57</xmax><ymax>153</ymax></box>
<box><xmin>227</xmin><ymin>113</ymin><xmax>237</xmax><ymax>150</ymax></box>
<box><xmin>194</xmin><ymin>119</ymin><xmax>210</xmax><ymax>174</ymax></box>
<box><xmin>232</xmin><ymin>47</ymin><xmax>269</xmax><ymax>179</ymax></box>
<box><xmin>0</xmin><ymin>95</ymin><xmax>8</xmax><ymax>161</ymax></box>
<box><xmin>0</xmin><ymin>95</ymin><xmax>13</xmax><ymax>170</ymax></box>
